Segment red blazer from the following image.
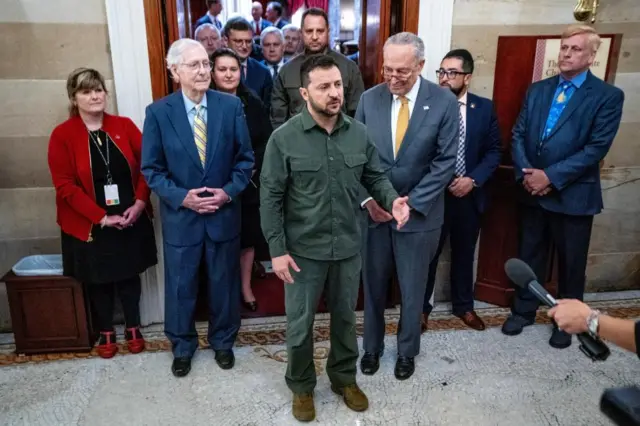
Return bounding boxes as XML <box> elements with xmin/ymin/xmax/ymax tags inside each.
<box><xmin>48</xmin><ymin>113</ymin><xmax>151</xmax><ymax>242</ymax></box>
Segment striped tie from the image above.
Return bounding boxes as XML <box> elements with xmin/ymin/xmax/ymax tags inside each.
<box><xmin>194</xmin><ymin>106</ymin><xmax>207</xmax><ymax>167</ymax></box>
<box><xmin>454</xmin><ymin>102</ymin><xmax>466</xmax><ymax>177</ymax></box>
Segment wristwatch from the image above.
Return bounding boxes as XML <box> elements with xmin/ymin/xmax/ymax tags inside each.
<box><xmin>586</xmin><ymin>309</ymin><xmax>601</xmax><ymax>337</ymax></box>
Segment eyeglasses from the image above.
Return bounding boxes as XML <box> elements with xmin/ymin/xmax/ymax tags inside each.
<box><xmin>436</xmin><ymin>69</ymin><xmax>470</xmax><ymax>79</ymax></box>
<box><xmin>181</xmin><ymin>60</ymin><xmax>214</xmax><ymax>71</ymax></box>
<box><xmin>382</xmin><ymin>67</ymin><xmax>413</xmax><ymax>79</ymax></box>
<box><xmin>229</xmin><ymin>39</ymin><xmax>253</xmax><ymax>47</ymax></box>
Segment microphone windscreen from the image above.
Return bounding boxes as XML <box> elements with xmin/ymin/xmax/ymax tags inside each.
<box><xmin>504</xmin><ymin>258</ymin><xmax>538</xmax><ymax>289</ymax></box>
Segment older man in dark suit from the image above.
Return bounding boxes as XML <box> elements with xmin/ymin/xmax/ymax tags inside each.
<box><xmin>422</xmin><ymin>49</ymin><xmax>501</xmax><ymax>332</ymax></box>
<box><xmin>141</xmin><ymin>39</ymin><xmax>254</xmax><ymax>377</ymax></box>
<box><xmin>502</xmin><ymin>24</ymin><xmax>624</xmax><ymax>350</ymax></box>
<box><xmin>357</xmin><ymin>32</ymin><xmax>459</xmax><ymax>380</ymax></box>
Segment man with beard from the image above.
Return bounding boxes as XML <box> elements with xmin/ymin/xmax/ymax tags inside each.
<box><xmin>422</xmin><ymin>49</ymin><xmax>501</xmax><ymax>332</ymax></box>
<box><xmin>260</xmin><ymin>55</ymin><xmax>411</xmax><ymax>422</ymax></box>
<box><xmin>270</xmin><ymin>8</ymin><xmax>364</xmax><ymax>129</ymax></box>
<box><xmin>356</xmin><ymin>33</ymin><xmax>459</xmax><ymax>381</ymax></box>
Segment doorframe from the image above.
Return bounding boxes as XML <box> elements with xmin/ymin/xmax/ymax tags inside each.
<box><xmin>105</xmin><ymin>0</ymin><xmax>165</xmax><ymax>325</ymax></box>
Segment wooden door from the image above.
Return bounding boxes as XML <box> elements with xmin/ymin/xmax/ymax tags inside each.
<box><xmin>142</xmin><ymin>0</ymin><xmax>421</xmax><ymax>318</ymax></box>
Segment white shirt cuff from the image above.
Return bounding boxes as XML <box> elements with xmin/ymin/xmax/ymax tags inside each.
<box><xmin>360</xmin><ymin>197</ymin><xmax>373</xmax><ymax>208</ymax></box>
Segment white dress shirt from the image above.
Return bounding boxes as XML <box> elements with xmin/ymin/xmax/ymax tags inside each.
<box><xmin>362</xmin><ymin>78</ymin><xmax>422</xmax><ymax>208</ymax></box>
<box><xmin>458</xmin><ymin>91</ymin><xmax>468</xmax><ymax>131</ymax></box>
<box><xmin>267</xmin><ymin>59</ymin><xmax>285</xmax><ymax>78</ymax></box>
<box><xmin>391</xmin><ymin>78</ymin><xmax>421</xmax><ymax>158</ymax></box>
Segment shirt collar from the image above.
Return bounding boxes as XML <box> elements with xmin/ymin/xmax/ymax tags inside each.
<box><xmin>301</xmin><ymin>105</ymin><xmax>350</xmax><ymax>132</ymax></box>
<box><xmin>560</xmin><ymin>70</ymin><xmax>588</xmax><ymax>88</ymax></box>
<box><xmin>458</xmin><ymin>91</ymin><xmax>468</xmax><ymax>105</ymax></box>
<box><xmin>182</xmin><ymin>90</ymin><xmax>207</xmax><ymax>114</ymax></box>
<box><xmin>393</xmin><ymin>77</ymin><xmax>421</xmax><ymax>103</ymax></box>
<box><xmin>207</xmin><ymin>11</ymin><xmax>218</xmax><ymax>21</ymax></box>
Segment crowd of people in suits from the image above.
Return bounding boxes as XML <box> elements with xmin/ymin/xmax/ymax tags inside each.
<box><xmin>46</xmin><ymin>5</ymin><xmax>624</xmax><ymax>420</ymax></box>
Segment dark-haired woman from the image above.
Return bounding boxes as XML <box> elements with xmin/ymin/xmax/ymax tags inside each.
<box><xmin>210</xmin><ymin>48</ymin><xmax>272</xmax><ymax>311</ymax></box>
<box><xmin>47</xmin><ymin>68</ymin><xmax>157</xmax><ymax>358</ymax></box>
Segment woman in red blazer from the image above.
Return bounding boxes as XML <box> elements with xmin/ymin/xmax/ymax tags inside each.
<box><xmin>48</xmin><ymin>68</ymin><xmax>157</xmax><ymax>359</ymax></box>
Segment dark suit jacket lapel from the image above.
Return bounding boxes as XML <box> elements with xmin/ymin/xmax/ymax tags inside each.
<box><xmin>168</xmin><ymin>91</ymin><xmax>203</xmax><ymax>171</ymax></box>
<box><xmin>464</xmin><ymin>93</ymin><xmax>479</xmax><ymax>166</ymax></box>
<box><xmin>396</xmin><ymin>77</ymin><xmax>431</xmax><ymax>161</ymax></box>
<box><xmin>546</xmin><ymin>72</ymin><xmax>594</xmax><ymax>140</ymax></box>
<box><xmin>204</xmin><ymin>90</ymin><xmax>222</xmax><ymax>175</ymax></box>
<box><xmin>378</xmin><ymin>87</ymin><xmax>394</xmax><ymax>163</ymax></box>
<box><xmin>538</xmin><ymin>75</ymin><xmax>559</xmax><ymax>140</ymax></box>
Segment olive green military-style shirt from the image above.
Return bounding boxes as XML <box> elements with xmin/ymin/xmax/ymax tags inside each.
<box><xmin>270</xmin><ymin>50</ymin><xmax>365</xmax><ymax>129</ymax></box>
<box><xmin>260</xmin><ymin>107</ymin><xmax>399</xmax><ymax>261</ymax></box>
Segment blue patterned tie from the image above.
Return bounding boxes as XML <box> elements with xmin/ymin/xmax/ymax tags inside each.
<box><xmin>455</xmin><ymin>102</ymin><xmax>466</xmax><ymax>177</ymax></box>
<box><xmin>542</xmin><ymin>81</ymin><xmax>574</xmax><ymax>140</ymax></box>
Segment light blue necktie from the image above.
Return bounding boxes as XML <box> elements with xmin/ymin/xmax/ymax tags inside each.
<box><xmin>542</xmin><ymin>81</ymin><xmax>574</xmax><ymax>140</ymax></box>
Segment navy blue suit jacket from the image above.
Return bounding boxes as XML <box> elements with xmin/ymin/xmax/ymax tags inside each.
<box><xmin>512</xmin><ymin>71</ymin><xmax>624</xmax><ymax>216</ymax></box>
<box><xmin>463</xmin><ymin>93</ymin><xmax>502</xmax><ymax>213</ymax></box>
<box><xmin>195</xmin><ymin>14</ymin><xmax>222</xmax><ymax>30</ymax></box>
<box><xmin>141</xmin><ymin>90</ymin><xmax>254</xmax><ymax>246</ymax></box>
<box><xmin>244</xmin><ymin>57</ymin><xmax>273</xmax><ymax>106</ymax></box>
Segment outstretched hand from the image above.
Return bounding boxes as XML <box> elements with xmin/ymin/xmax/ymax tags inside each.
<box><xmin>392</xmin><ymin>196</ymin><xmax>411</xmax><ymax>229</ymax></box>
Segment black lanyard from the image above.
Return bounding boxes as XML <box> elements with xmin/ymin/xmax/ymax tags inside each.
<box><xmin>88</xmin><ymin>131</ymin><xmax>113</xmax><ymax>185</ymax></box>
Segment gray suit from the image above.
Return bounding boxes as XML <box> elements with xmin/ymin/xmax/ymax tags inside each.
<box><xmin>356</xmin><ymin>77</ymin><xmax>459</xmax><ymax>358</ymax></box>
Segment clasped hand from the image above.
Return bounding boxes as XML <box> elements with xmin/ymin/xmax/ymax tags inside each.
<box><xmin>522</xmin><ymin>168</ymin><xmax>551</xmax><ymax>196</ymax></box>
<box><xmin>182</xmin><ymin>187</ymin><xmax>229</xmax><ymax>214</ymax></box>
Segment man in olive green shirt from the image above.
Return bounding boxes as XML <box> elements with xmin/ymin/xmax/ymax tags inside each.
<box><xmin>260</xmin><ymin>55</ymin><xmax>410</xmax><ymax>422</ymax></box>
<box><xmin>270</xmin><ymin>8</ymin><xmax>364</xmax><ymax>129</ymax></box>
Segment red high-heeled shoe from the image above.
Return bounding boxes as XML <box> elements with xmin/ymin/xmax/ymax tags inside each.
<box><xmin>125</xmin><ymin>326</ymin><xmax>145</xmax><ymax>354</ymax></box>
<box><xmin>97</xmin><ymin>331</ymin><xmax>118</xmax><ymax>359</ymax></box>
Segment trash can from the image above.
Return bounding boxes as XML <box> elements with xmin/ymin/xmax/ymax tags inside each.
<box><xmin>3</xmin><ymin>255</ymin><xmax>94</xmax><ymax>355</ymax></box>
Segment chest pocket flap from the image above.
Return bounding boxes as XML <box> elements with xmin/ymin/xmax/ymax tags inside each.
<box><xmin>290</xmin><ymin>158</ymin><xmax>322</xmax><ymax>172</ymax></box>
<box><xmin>344</xmin><ymin>154</ymin><xmax>368</xmax><ymax>168</ymax></box>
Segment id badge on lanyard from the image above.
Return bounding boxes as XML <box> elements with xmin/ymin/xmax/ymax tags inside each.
<box><xmin>90</xmin><ymin>131</ymin><xmax>120</xmax><ymax>206</ymax></box>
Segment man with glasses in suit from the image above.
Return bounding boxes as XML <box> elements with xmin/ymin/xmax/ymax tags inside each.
<box><xmin>356</xmin><ymin>33</ymin><xmax>459</xmax><ymax>381</ymax></box>
<box><xmin>422</xmin><ymin>49</ymin><xmax>502</xmax><ymax>332</ymax></box>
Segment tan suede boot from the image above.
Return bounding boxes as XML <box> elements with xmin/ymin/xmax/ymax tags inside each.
<box><xmin>292</xmin><ymin>393</ymin><xmax>315</xmax><ymax>422</ymax></box>
<box><xmin>331</xmin><ymin>383</ymin><xmax>369</xmax><ymax>412</ymax></box>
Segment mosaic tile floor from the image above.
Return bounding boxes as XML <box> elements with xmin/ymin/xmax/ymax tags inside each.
<box><xmin>1</xmin><ymin>298</ymin><xmax>640</xmax><ymax>425</ymax></box>
<box><xmin>1</xmin><ymin>323</ymin><xmax>639</xmax><ymax>425</ymax></box>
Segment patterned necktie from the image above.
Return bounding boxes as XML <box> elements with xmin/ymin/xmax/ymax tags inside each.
<box><xmin>455</xmin><ymin>101</ymin><xmax>466</xmax><ymax>177</ymax></box>
<box><xmin>395</xmin><ymin>96</ymin><xmax>409</xmax><ymax>157</ymax></box>
<box><xmin>242</xmin><ymin>63</ymin><xmax>247</xmax><ymax>81</ymax></box>
<box><xmin>272</xmin><ymin>64</ymin><xmax>279</xmax><ymax>77</ymax></box>
<box><xmin>193</xmin><ymin>106</ymin><xmax>207</xmax><ymax>167</ymax></box>
<box><xmin>543</xmin><ymin>80</ymin><xmax>574</xmax><ymax>140</ymax></box>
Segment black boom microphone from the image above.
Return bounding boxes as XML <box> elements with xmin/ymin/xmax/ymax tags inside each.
<box><xmin>504</xmin><ymin>258</ymin><xmax>610</xmax><ymax>361</ymax></box>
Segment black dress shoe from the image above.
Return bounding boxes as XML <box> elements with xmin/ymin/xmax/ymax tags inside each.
<box><xmin>215</xmin><ymin>349</ymin><xmax>235</xmax><ymax>370</ymax></box>
<box><xmin>394</xmin><ymin>356</ymin><xmax>415</xmax><ymax>380</ymax></box>
<box><xmin>549</xmin><ymin>327</ymin><xmax>572</xmax><ymax>349</ymax></box>
<box><xmin>171</xmin><ymin>357</ymin><xmax>192</xmax><ymax>377</ymax></box>
<box><xmin>360</xmin><ymin>351</ymin><xmax>382</xmax><ymax>375</ymax></box>
<box><xmin>243</xmin><ymin>300</ymin><xmax>258</xmax><ymax>312</ymax></box>
<box><xmin>501</xmin><ymin>314</ymin><xmax>534</xmax><ymax>336</ymax></box>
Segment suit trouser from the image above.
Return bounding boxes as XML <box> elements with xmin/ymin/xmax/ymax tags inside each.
<box><xmin>424</xmin><ymin>193</ymin><xmax>481</xmax><ymax>316</ymax></box>
<box><xmin>363</xmin><ymin>223</ymin><xmax>440</xmax><ymax>358</ymax></box>
<box><xmin>164</xmin><ymin>235</ymin><xmax>241</xmax><ymax>358</ymax></box>
<box><xmin>285</xmin><ymin>254</ymin><xmax>361</xmax><ymax>394</ymax></box>
<box><xmin>512</xmin><ymin>204</ymin><xmax>593</xmax><ymax>319</ymax></box>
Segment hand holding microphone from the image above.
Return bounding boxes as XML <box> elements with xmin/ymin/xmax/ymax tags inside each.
<box><xmin>504</xmin><ymin>258</ymin><xmax>610</xmax><ymax>361</ymax></box>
